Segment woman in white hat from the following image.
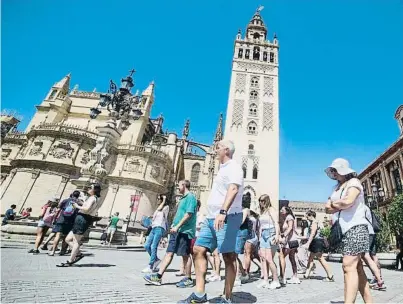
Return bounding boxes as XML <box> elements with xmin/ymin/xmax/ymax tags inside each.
<box><xmin>325</xmin><ymin>158</ymin><xmax>378</xmax><ymax>303</ymax></box>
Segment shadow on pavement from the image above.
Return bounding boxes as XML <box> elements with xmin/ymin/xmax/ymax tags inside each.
<box><xmin>209</xmin><ymin>292</ymin><xmax>257</xmax><ymax>303</ymax></box>
<box><xmin>74</xmin><ymin>263</ymin><xmax>116</xmax><ymax>267</ymax></box>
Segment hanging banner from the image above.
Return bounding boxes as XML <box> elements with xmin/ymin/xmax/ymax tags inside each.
<box><xmin>130</xmin><ymin>193</ymin><xmax>141</xmax><ymax>212</ymax></box>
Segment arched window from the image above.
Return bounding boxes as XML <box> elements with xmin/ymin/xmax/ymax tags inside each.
<box><xmin>238</xmin><ymin>48</ymin><xmax>243</xmax><ymax>59</ymax></box>
<box><xmin>270</xmin><ymin>52</ymin><xmax>274</xmax><ymax>63</ymax></box>
<box><xmin>249</xmin><ymin>103</ymin><xmax>258</xmax><ymax>116</ymax></box>
<box><xmin>253</xmin><ymin>32</ymin><xmax>260</xmax><ymax>39</ymax></box>
<box><xmin>245</xmin><ymin>49</ymin><xmax>250</xmax><ymax>59</ymax></box>
<box><xmin>253</xmin><ymin>46</ymin><xmax>260</xmax><ymax>60</ymax></box>
<box><xmin>250</xmin><ymin>90</ymin><xmax>258</xmax><ymax>100</ymax></box>
<box><xmin>253</xmin><ymin>167</ymin><xmax>258</xmax><ymax>179</ymax></box>
<box><xmin>247</xmin><ymin>121</ymin><xmax>258</xmax><ymax>135</ymax></box>
<box><xmin>250</xmin><ymin>77</ymin><xmax>259</xmax><ymax>88</ymax></box>
<box><xmin>190</xmin><ymin>163</ymin><xmax>200</xmax><ymax>184</ymax></box>
<box><xmin>242</xmin><ymin>166</ymin><xmax>247</xmax><ymax>179</ymax></box>
<box><xmin>248</xmin><ymin>144</ymin><xmax>254</xmax><ymax>155</ymax></box>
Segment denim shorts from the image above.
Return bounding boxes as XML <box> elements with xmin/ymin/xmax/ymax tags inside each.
<box><xmin>195</xmin><ymin>213</ymin><xmax>242</xmax><ymax>254</ymax></box>
<box><xmin>260</xmin><ymin>227</ymin><xmax>276</xmax><ymax>249</ymax></box>
<box><xmin>235</xmin><ymin>229</ymin><xmax>249</xmax><ymax>254</ymax></box>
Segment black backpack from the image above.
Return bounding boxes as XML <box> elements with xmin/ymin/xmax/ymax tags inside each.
<box><xmin>370</xmin><ymin>210</ymin><xmax>381</xmax><ymax>233</ymax></box>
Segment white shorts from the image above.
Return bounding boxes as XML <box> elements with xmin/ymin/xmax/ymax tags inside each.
<box><xmin>38</xmin><ymin>220</ymin><xmax>52</xmax><ymax>228</ymax></box>
<box><xmin>108</xmin><ymin>227</ymin><xmax>117</xmax><ymax>233</ymax></box>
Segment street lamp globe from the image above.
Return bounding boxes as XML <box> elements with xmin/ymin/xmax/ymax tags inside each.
<box><xmin>378</xmin><ymin>187</ymin><xmax>385</xmax><ymax>198</ymax></box>
<box><xmin>367</xmin><ymin>195</ymin><xmax>373</xmax><ymax>204</ymax></box>
<box><xmin>371</xmin><ymin>183</ymin><xmax>378</xmax><ymax>194</ymax></box>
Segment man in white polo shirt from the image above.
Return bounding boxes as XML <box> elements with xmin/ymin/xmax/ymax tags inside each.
<box><xmin>179</xmin><ymin>140</ymin><xmax>243</xmax><ymax>304</ymax></box>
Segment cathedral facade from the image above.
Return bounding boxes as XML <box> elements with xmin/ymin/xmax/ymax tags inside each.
<box><xmin>0</xmin><ymin>72</ymin><xmax>222</xmax><ymax>219</ymax></box>
<box><xmin>1</xmin><ymin>8</ymin><xmax>279</xmax><ymax>219</ymax></box>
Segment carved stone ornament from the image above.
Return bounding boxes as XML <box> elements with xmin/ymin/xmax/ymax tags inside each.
<box><xmin>1</xmin><ymin>148</ymin><xmax>11</xmax><ymax>160</ymax></box>
<box><xmin>80</xmin><ymin>150</ymin><xmax>91</xmax><ymax>164</ymax></box>
<box><xmin>232</xmin><ymin>99</ymin><xmax>244</xmax><ymax>127</ymax></box>
<box><xmin>263</xmin><ymin>77</ymin><xmax>274</xmax><ymax>97</ymax></box>
<box><xmin>236</xmin><ymin>62</ymin><xmax>275</xmax><ymax>73</ymax></box>
<box><xmin>235</xmin><ymin>73</ymin><xmax>246</xmax><ymax>94</ymax></box>
<box><xmin>29</xmin><ymin>141</ymin><xmax>44</xmax><ymax>156</ymax></box>
<box><xmin>262</xmin><ymin>102</ymin><xmax>274</xmax><ymax>131</ymax></box>
<box><xmin>81</xmin><ymin>136</ymin><xmax>110</xmax><ymax>177</ymax></box>
<box><xmin>124</xmin><ymin>157</ymin><xmax>143</xmax><ymax>173</ymax></box>
<box><xmin>150</xmin><ymin>165</ymin><xmax>161</xmax><ymax>179</ymax></box>
<box><xmin>49</xmin><ymin>141</ymin><xmax>74</xmax><ymax>159</ymax></box>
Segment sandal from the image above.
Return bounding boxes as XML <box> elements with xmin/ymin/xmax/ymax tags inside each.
<box><xmin>72</xmin><ymin>253</ymin><xmax>85</xmax><ymax>264</ymax></box>
<box><xmin>323</xmin><ymin>276</ymin><xmax>335</xmax><ymax>282</ymax></box>
<box><xmin>48</xmin><ymin>252</ymin><xmax>55</xmax><ymax>256</ymax></box>
<box><xmin>303</xmin><ymin>274</ymin><xmax>310</xmax><ymax>279</ymax></box>
<box><xmin>56</xmin><ymin>261</ymin><xmax>74</xmax><ymax>267</ymax></box>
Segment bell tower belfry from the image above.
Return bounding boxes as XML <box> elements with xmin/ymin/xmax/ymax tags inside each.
<box><xmin>223</xmin><ymin>6</ymin><xmax>279</xmax><ymax>210</ymax></box>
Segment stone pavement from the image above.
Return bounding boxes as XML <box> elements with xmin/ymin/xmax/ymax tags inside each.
<box><xmin>1</xmin><ymin>243</ymin><xmax>403</xmax><ymax>303</ymax></box>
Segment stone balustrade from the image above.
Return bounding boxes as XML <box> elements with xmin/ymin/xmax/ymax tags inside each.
<box><xmin>4</xmin><ymin>131</ymin><xmax>28</xmax><ymax>142</ymax></box>
<box><xmin>30</xmin><ymin>122</ymin><xmax>98</xmax><ymax>141</ymax></box>
<box><xmin>117</xmin><ymin>143</ymin><xmax>170</xmax><ymax>161</ymax></box>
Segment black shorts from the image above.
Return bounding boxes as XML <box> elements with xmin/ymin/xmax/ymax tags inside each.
<box><xmin>309</xmin><ymin>238</ymin><xmax>325</xmax><ymax>253</ymax></box>
<box><xmin>369</xmin><ymin>234</ymin><xmax>377</xmax><ymax>256</ymax></box>
<box><xmin>53</xmin><ymin>214</ymin><xmax>75</xmax><ymax>235</ymax></box>
<box><xmin>72</xmin><ymin>214</ymin><xmax>93</xmax><ymax>235</ymax></box>
<box><xmin>166</xmin><ymin>232</ymin><xmax>191</xmax><ymax>256</ymax></box>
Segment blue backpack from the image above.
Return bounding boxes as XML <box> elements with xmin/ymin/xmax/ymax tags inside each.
<box><xmin>62</xmin><ymin>198</ymin><xmax>76</xmax><ymax>217</ymax></box>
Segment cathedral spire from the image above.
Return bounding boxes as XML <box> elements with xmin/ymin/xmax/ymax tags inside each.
<box><xmin>182</xmin><ymin>119</ymin><xmax>190</xmax><ymax>139</ymax></box>
<box><xmin>53</xmin><ymin>73</ymin><xmax>71</xmax><ymax>91</ymax></box>
<box><xmin>213</xmin><ymin>113</ymin><xmax>223</xmax><ymax>143</ymax></box>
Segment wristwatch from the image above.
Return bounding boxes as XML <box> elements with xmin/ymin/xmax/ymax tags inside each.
<box><xmin>219</xmin><ymin>209</ymin><xmax>228</xmax><ymax>216</ymax></box>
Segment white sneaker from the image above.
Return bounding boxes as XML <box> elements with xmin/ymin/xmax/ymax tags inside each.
<box><xmin>141</xmin><ymin>266</ymin><xmax>153</xmax><ymax>273</ymax></box>
<box><xmin>268</xmin><ymin>280</ymin><xmax>281</xmax><ymax>289</ymax></box>
<box><xmin>279</xmin><ymin>277</ymin><xmax>287</xmax><ymax>285</ymax></box>
<box><xmin>240</xmin><ymin>274</ymin><xmax>250</xmax><ymax>283</ymax></box>
<box><xmin>152</xmin><ymin>259</ymin><xmax>161</xmax><ymax>271</ymax></box>
<box><xmin>207</xmin><ymin>274</ymin><xmax>221</xmax><ymax>282</ymax></box>
<box><xmin>234</xmin><ymin>279</ymin><xmax>242</xmax><ymax>287</ymax></box>
<box><xmin>257</xmin><ymin>280</ymin><xmax>269</xmax><ymax>288</ymax></box>
<box><xmin>287</xmin><ymin>277</ymin><xmax>301</xmax><ymax>284</ymax></box>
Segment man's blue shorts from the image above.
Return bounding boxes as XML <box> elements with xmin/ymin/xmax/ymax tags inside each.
<box><xmin>195</xmin><ymin>213</ymin><xmax>242</xmax><ymax>254</ymax></box>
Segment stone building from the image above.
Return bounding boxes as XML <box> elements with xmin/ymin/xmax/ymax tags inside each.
<box><xmin>224</xmin><ymin>7</ymin><xmax>279</xmax><ymax>211</ymax></box>
<box><xmin>0</xmin><ymin>71</ymin><xmax>223</xmax><ymax>220</ymax></box>
<box><xmin>358</xmin><ymin>105</ymin><xmax>403</xmax><ymax>214</ymax></box>
<box><xmin>289</xmin><ymin>200</ymin><xmax>328</xmax><ymax>232</ymax></box>
<box><xmin>1</xmin><ymin>8</ymin><xmax>282</xmax><ymax>221</ymax></box>
<box><xmin>1</xmin><ymin>112</ymin><xmax>20</xmax><ymax>139</ymax></box>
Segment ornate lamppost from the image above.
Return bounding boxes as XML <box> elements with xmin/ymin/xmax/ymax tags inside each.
<box><xmin>89</xmin><ymin>69</ymin><xmax>144</xmax><ymax>129</ymax></box>
<box><xmin>367</xmin><ymin>183</ymin><xmax>385</xmax><ymax>210</ymax></box>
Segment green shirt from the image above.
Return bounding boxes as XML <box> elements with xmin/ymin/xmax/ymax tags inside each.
<box><xmin>172</xmin><ymin>192</ymin><xmax>197</xmax><ymax>239</ymax></box>
<box><xmin>109</xmin><ymin>216</ymin><xmax>119</xmax><ymax>228</ymax></box>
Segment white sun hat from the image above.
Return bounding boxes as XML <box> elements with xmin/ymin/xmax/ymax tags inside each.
<box><xmin>325</xmin><ymin>158</ymin><xmax>356</xmax><ymax>176</ymax></box>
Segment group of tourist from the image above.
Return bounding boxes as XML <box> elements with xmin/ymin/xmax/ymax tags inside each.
<box><xmin>1</xmin><ymin>138</ymin><xmax>398</xmax><ymax>303</ymax></box>
<box><xmin>19</xmin><ymin>184</ymin><xmax>104</xmax><ymax>266</ymax></box>
<box><xmin>139</xmin><ymin>140</ymin><xmax>388</xmax><ymax>304</ymax></box>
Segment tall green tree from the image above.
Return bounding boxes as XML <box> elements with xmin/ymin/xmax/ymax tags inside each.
<box><xmin>387</xmin><ymin>194</ymin><xmax>403</xmax><ymax>234</ymax></box>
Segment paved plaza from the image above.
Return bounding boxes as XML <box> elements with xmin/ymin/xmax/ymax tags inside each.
<box><xmin>1</xmin><ymin>243</ymin><xmax>402</xmax><ymax>303</ymax></box>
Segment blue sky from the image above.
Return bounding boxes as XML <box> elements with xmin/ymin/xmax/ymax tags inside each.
<box><xmin>2</xmin><ymin>0</ymin><xmax>402</xmax><ymax>202</ymax></box>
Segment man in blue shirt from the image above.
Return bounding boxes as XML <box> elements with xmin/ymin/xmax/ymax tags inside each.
<box><xmin>2</xmin><ymin>204</ymin><xmax>17</xmax><ymax>226</ymax></box>
<box><xmin>144</xmin><ymin>179</ymin><xmax>197</xmax><ymax>287</ymax></box>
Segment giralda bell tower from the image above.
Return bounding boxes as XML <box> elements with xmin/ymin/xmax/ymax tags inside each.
<box><xmin>223</xmin><ymin>7</ymin><xmax>279</xmax><ymax>210</ymax></box>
